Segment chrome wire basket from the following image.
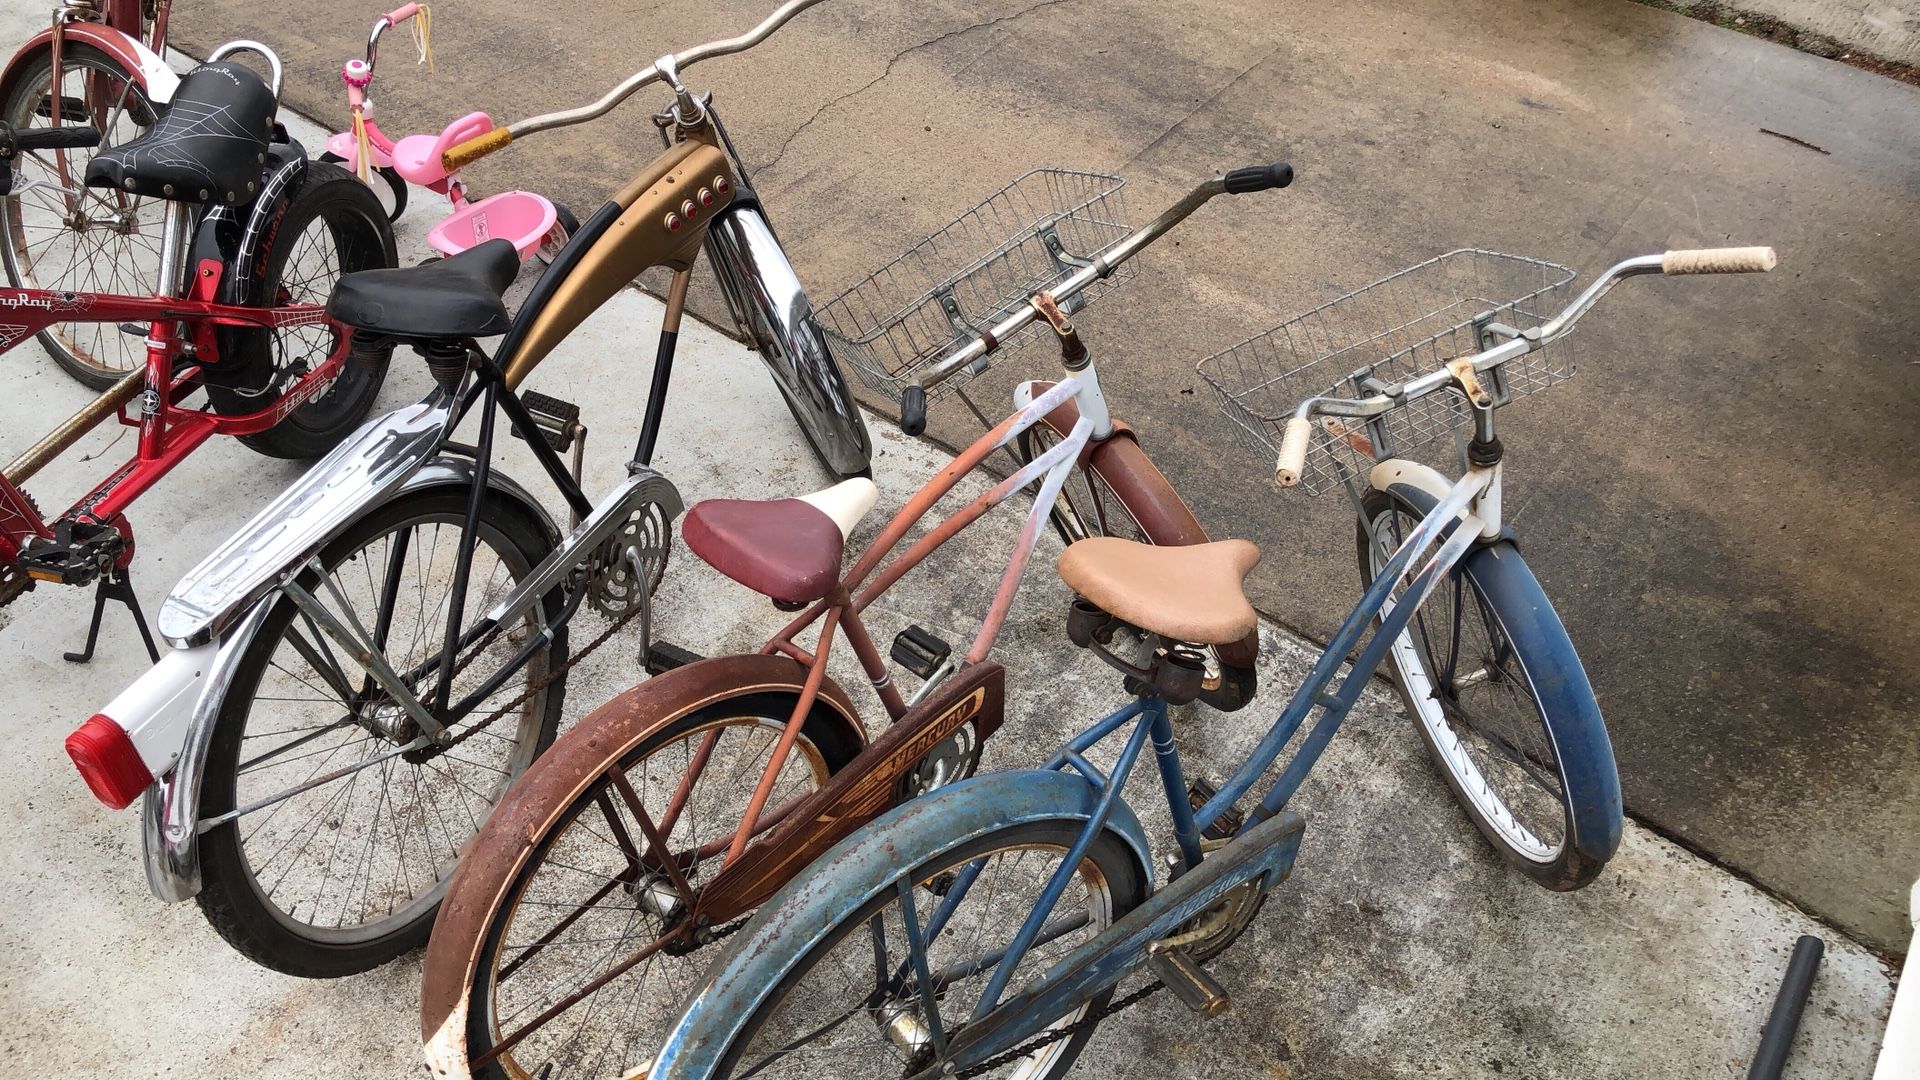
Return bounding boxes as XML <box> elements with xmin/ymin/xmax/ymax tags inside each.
<box><xmin>1196</xmin><ymin>249</ymin><xmax>1578</xmax><ymax>494</ymax></box>
<box><xmin>817</xmin><ymin>168</ymin><xmax>1132</xmax><ymax>402</ymax></box>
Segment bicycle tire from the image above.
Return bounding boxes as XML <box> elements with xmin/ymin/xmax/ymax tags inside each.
<box><xmin>1357</xmin><ymin>485</ymin><xmax>1621</xmax><ymax>890</ymax></box>
<box><xmin>0</xmin><ymin>43</ymin><xmax>160</xmax><ymax>388</ymax></box>
<box><xmin>670</xmin><ymin>797</ymin><xmax>1150</xmax><ymax>1080</ymax></box>
<box><xmin>318</xmin><ymin>150</ymin><xmax>409</xmax><ymax>222</ymax></box>
<box><xmin>434</xmin><ymin>690</ymin><xmax>864</xmax><ymax>1080</ymax></box>
<box><xmin>205</xmin><ymin>159</ymin><xmax>397</xmax><ymax>459</ymax></box>
<box><xmin>196</xmin><ymin>486</ymin><xmax>567</xmax><ymax>976</ymax></box>
<box><xmin>1019</xmin><ymin>414</ymin><xmax>1258</xmax><ymax>711</ymax></box>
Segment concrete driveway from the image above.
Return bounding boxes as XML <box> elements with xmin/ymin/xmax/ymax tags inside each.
<box><xmin>167</xmin><ymin>0</ymin><xmax>1920</xmax><ymax>953</ymax></box>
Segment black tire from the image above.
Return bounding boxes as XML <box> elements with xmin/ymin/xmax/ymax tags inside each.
<box><xmin>196</xmin><ymin>487</ymin><xmax>567</xmax><ymax>976</ymax></box>
<box><xmin>205</xmin><ymin>159</ymin><xmax>397</xmax><ymax>459</ymax></box>
<box><xmin>714</xmin><ymin>820</ymin><xmax>1151</xmax><ymax>1080</ymax></box>
<box><xmin>318</xmin><ymin>150</ymin><xmax>409</xmax><ymax>222</ymax></box>
<box><xmin>0</xmin><ymin>44</ymin><xmax>160</xmax><ymax>387</ymax></box>
<box><xmin>1357</xmin><ymin>486</ymin><xmax>1614</xmax><ymax>890</ymax></box>
<box><xmin>462</xmin><ymin>695</ymin><xmax>864</xmax><ymax>1080</ymax></box>
<box><xmin>1018</xmin><ymin>422</ymin><xmax>1257</xmax><ymax>712</ymax></box>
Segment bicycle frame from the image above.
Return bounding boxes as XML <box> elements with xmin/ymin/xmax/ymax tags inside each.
<box><xmin>850</xmin><ymin>460</ymin><xmax>1493</xmax><ymax>1075</ymax></box>
<box><xmin>0</xmin><ymin>252</ymin><xmax>347</xmax><ymax>575</ymax></box>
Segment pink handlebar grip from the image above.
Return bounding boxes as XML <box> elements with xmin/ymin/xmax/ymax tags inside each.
<box><xmin>385</xmin><ymin>3</ymin><xmax>421</xmax><ymax>25</ymax></box>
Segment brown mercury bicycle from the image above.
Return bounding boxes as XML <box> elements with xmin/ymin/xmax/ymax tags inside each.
<box><xmin>419</xmin><ymin>160</ymin><xmax>1294</xmax><ymax>1080</ymax></box>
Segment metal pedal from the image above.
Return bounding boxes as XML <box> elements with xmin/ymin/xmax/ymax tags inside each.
<box><xmin>1145</xmin><ymin>944</ymin><xmax>1232</xmax><ymax>1017</ymax></box>
<box><xmin>513</xmin><ymin>390</ymin><xmax>583</xmax><ymax>453</ymax></box>
<box><xmin>646</xmin><ymin>640</ymin><xmax>702</xmax><ymax>675</ymax></box>
<box><xmin>1187</xmin><ymin>778</ymin><xmax>1243</xmax><ymax>842</ymax></box>
<box><xmin>890</xmin><ymin>625</ymin><xmax>951</xmax><ymax>680</ymax></box>
<box><xmin>17</xmin><ymin>519</ymin><xmax>125</xmax><ymax>588</ymax></box>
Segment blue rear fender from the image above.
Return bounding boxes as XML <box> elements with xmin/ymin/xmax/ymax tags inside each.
<box><xmin>649</xmin><ymin>769</ymin><xmax>1152</xmax><ymax>1080</ymax></box>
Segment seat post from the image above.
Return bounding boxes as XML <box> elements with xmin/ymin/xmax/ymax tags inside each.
<box><xmin>153</xmin><ymin>201</ymin><xmax>192</xmax><ymax>299</ymax></box>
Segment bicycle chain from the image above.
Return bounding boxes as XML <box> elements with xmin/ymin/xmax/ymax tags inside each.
<box><xmin>954</xmin><ymin>980</ymin><xmax>1166</xmax><ymax>1078</ymax></box>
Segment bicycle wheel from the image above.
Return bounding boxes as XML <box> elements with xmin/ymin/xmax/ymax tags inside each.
<box><xmin>1357</xmin><ymin>486</ymin><xmax>1620</xmax><ymax>890</ymax></box>
<box><xmin>1019</xmin><ymin>420</ymin><xmax>1258</xmax><ymax>711</ymax></box>
<box><xmin>696</xmin><ymin>815</ymin><xmax>1148</xmax><ymax>1079</ymax></box>
<box><xmin>0</xmin><ymin>43</ymin><xmax>160</xmax><ymax>387</ymax></box>
<box><xmin>206</xmin><ymin>160</ymin><xmax>398</xmax><ymax>459</ymax></box>
<box><xmin>195</xmin><ymin>486</ymin><xmax>567</xmax><ymax>976</ymax></box>
<box><xmin>452</xmin><ymin>695</ymin><xmax>864</xmax><ymax>1080</ymax></box>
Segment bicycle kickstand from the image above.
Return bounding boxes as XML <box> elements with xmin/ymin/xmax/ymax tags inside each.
<box><xmin>64</xmin><ymin>569</ymin><xmax>161</xmax><ymax>665</ymax></box>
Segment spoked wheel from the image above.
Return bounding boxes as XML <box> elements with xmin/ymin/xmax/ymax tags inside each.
<box><xmin>0</xmin><ymin>44</ymin><xmax>160</xmax><ymax>387</ymax></box>
<box><xmin>206</xmin><ymin>160</ymin><xmax>398</xmax><ymax>459</ymax></box>
<box><xmin>195</xmin><ymin>488</ymin><xmax>567</xmax><ymax>976</ymax></box>
<box><xmin>709</xmin><ymin>822</ymin><xmax>1148</xmax><ymax>1080</ymax></box>
<box><xmin>1358</xmin><ymin>486</ymin><xmax>1614</xmax><ymax>890</ymax></box>
<box><xmin>1018</xmin><ymin>421</ymin><xmax>1258</xmax><ymax>711</ymax></box>
<box><xmin>456</xmin><ymin>698</ymin><xmax>862</xmax><ymax>1080</ymax></box>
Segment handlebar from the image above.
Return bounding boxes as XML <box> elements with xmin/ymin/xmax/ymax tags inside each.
<box><xmin>1271</xmin><ymin>244</ymin><xmax>1779</xmax><ymax>486</ymax></box>
<box><xmin>0</xmin><ymin>124</ymin><xmax>103</xmax><ymax>156</ymax></box>
<box><xmin>439</xmin><ymin>0</ymin><xmax>829</xmax><ymax>172</ymax></box>
<box><xmin>896</xmin><ymin>160</ymin><xmax>1297</xmax><ymax>433</ymax></box>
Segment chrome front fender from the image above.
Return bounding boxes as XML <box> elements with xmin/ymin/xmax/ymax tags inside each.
<box><xmin>705</xmin><ymin>203</ymin><xmax>873</xmax><ymax>479</ymax></box>
<box><xmin>142</xmin><ymin>453</ymin><xmax>561</xmax><ymax>902</ymax></box>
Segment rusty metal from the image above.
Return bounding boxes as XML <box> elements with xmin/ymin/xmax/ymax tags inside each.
<box><xmin>692</xmin><ymin>662</ymin><xmax>1007</xmax><ymax>918</ymax></box>
<box><xmin>3</xmin><ymin>367</ymin><xmax>143</xmax><ymax>485</ymax></box>
<box><xmin>418</xmin><ymin>652</ymin><xmax>863</xmax><ymax>1058</ymax></box>
<box><xmin>724</xmin><ymin>604</ymin><xmax>843</xmax><ymax>865</ymax></box>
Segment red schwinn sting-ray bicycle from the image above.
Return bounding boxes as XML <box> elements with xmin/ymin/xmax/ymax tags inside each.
<box><xmin>1</xmin><ymin>48</ymin><xmax>396</xmax><ymax>661</ymax></box>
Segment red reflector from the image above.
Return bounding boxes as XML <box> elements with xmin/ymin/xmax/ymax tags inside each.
<box><xmin>66</xmin><ymin>715</ymin><xmax>151</xmax><ymax>810</ymax></box>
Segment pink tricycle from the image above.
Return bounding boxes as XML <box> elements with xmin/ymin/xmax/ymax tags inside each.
<box><xmin>322</xmin><ymin>3</ymin><xmax>575</xmax><ymax>263</ymax></box>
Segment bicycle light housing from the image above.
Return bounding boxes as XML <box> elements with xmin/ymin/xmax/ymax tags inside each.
<box><xmin>66</xmin><ymin>644</ymin><xmax>213</xmax><ymax>808</ymax></box>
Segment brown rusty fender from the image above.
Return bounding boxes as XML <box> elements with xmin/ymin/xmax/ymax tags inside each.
<box><xmin>419</xmin><ymin>653</ymin><xmax>864</xmax><ymax>1072</ymax></box>
<box><xmin>1026</xmin><ymin>383</ymin><xmax>1260</xmax><ymax>674</ymax></box>
<box><xmin>693</xmin><ymin>661</ymin><xmax>1006</xmax><ymax>917</ymax></box>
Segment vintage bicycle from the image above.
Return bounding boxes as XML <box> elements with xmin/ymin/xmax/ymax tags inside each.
<box><xmin>643</xmin><ymin>243</ymin><xmax>1779</xmax><ymax>1078</ymax></box>
<box><xmin>2</xmin><ymin>48</ymin><xmax>395</xmax><ymax>660</ymax></box>
<box><xmin>67</xmin><ymin>0</ymin><xmax>875</xmax><ymax>979</ymax></box>
<box><xmin>322</xmin><ymin>2</ymin><xmax>580</xmax><ymax>263</ymax></box>
<box><xmin>0</xmin><ymin>0</ymin><xmax>182</xmax><ymax>386</ymax></box>
<box><xmin>413</xmin><ymin>159</ymin><xmax>1295</xmax><ymax>1080</ymax></box>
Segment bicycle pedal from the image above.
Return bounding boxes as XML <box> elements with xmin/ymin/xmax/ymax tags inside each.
<box><xmin>36</xmin><ymin>95</ymin><xmax>90</xmax><ymax>121</ymax></box>
<box><xmin>17</xmin><ymin>520</ymin><xmax>124</xmax><ymax>587</ymax></box>
<box><xmin>1145</xmin><ymin>945</ymin><xmax>1232</xmax><ymax>1017</ymax></box>
<box><xmin>513</xmin><ymin>390</ymin><xmax>583</xmax><ymax>453</ymax></box>
<box><xmin>646</xmin><ymin>640</ymin><xmax>703</xmax><ymax>675</ymax></box>
<box><xmin>1188</xmin><ymin>778</ymin><xmax>1243</xmax><ymax>842</ymax></box>
<box><xmin>889</xmin><ymin>625</ymin><xmax>951</xmax><ymax>680</ymax></box>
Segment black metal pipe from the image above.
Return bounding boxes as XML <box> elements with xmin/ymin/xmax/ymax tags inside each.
<box><xmin>1748</xmin><ymin>934</ymin><xmax>1824</xmax><ymax>1080</ymax></box>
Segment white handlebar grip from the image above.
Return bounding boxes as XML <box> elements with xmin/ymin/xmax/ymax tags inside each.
<box><xmin>1274</xmin><ymin>417</ymin><xmax>1312</xmax><ymax>488</ymax></box>
<box><xmin>1660</xmin><ymin>246</ymin><xmax>1777</xmax><ymax>274</ymax></box>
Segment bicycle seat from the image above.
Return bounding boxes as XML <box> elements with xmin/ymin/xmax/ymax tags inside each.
<box><xmin>1057</xmin><ymin>537</ymin><xmax>1261</xmax><ymax>645</ymax></box>
<box><xmin>326</xmin><ymin>238</ymin><xmax>519</xmax><ymax>339</ymax></box>
<box><xmin>84</xmin><ymin>62</ymin><xmax>274</xmax><ymax>204</ymax></box>
<box><xmin>683</xmin><ymin>478</ymin><xmax>879</xmax><ymax>605</ymax></box>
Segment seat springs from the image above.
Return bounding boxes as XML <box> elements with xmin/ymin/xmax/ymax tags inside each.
<box><xmin>1065</xmin><ymin>596</ymin><xmax>1207</xmax><ymax>705</ymax></box>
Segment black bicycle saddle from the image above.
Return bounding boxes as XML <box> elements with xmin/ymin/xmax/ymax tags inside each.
<box><xmin>84</xmin><ymin>61</ymin><xmax>274</xmax><ymax>204</ymax></box>
<box><xmin>327</xmin><ymin>239</ymin><xmax>519</xmax><ymax>340</ymax></box>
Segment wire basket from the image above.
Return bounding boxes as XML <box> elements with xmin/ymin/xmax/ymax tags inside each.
<box><xmin>1197</xmin><ymin>249</ymin><xmax>1578</xmax><ymax>495</ymax></box>
<box><xmin>816</xmin><ymin>168</ymin><xmax>1132</xmax><ymax>402</ymax></box>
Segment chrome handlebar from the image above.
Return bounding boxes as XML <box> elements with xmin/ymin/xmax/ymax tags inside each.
<box><xmin>506</xmin><ymin>0</ymin><xmax>830</xmax><ymax>139</ymax></box>
<box><xmin>903</xmin><ymin>162</ymin><xmax>1295</xmax><ymax>414</ymax></box>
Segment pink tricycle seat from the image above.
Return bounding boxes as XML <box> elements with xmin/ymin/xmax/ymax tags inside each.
<box><xmin>426</xmin><ymin>190</ymin><xmax>558</xmax><ymax>260</ymax></box>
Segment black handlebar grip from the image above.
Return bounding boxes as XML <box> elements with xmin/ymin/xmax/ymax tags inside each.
<box><xmin>900</xmin><ymin>385</ymin><xmax>927</xmax><ymax>437</ymax></box>
<box><xmin>13</xmin><ymin>126</ymin><xmax>103</xmax><ymax>153</ymax></box>
<box><xmin>1223</xmin><ymin>162</ymin><xmax>1294</xmax><ymax>194</ymax></box>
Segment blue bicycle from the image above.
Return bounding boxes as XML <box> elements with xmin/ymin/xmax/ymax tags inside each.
<box><xmin>646</xmin><ymin>243</ymin><xmax>1778</xmax><ymax>1080</ymax></box>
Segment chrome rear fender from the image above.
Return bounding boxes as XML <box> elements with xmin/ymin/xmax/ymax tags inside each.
<box><xmin>142</xmin><ymin>453</ymin><xmax>561</xmax><ymax>902</ymax></box>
